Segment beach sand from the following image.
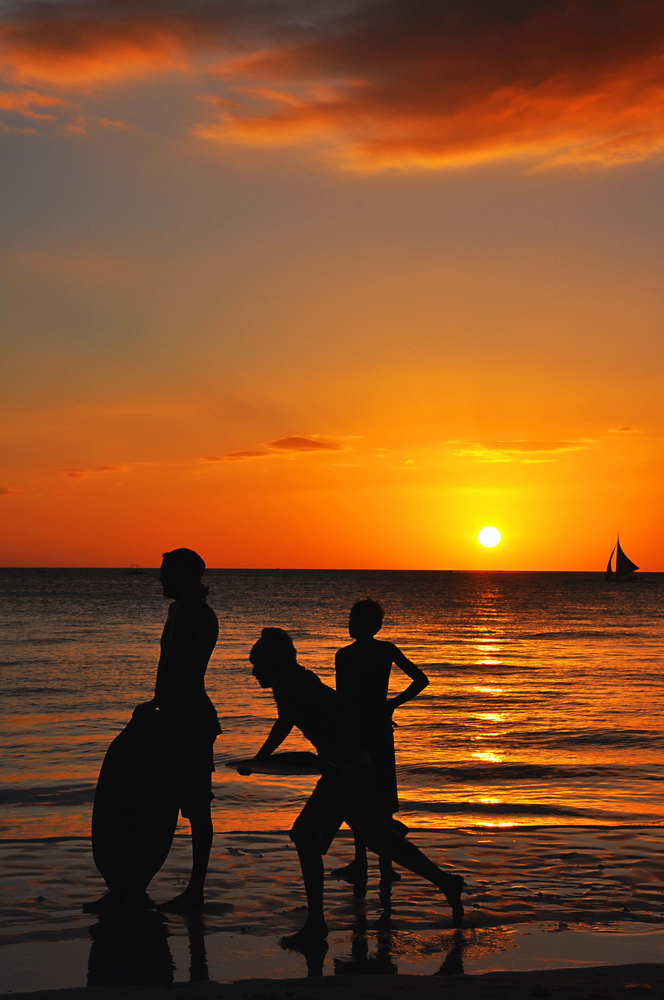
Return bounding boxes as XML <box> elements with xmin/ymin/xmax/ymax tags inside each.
<box><xmin>2</xmin><ymin>828</ymin><xmax>663</xmax><ymax>993</ymax></box>
<box><xmin>4</xmin><ymin>964</ymin><xmax>664</xmax><ymax>1000</ymax></box>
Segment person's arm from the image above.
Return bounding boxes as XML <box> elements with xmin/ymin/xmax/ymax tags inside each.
<box><xmin>387</xmin><ymin>645</ymin><xmax>429</xmax><ymax>714</ymax></box>
<box><xmin>256</xmin><ymin>716</ymin><xmax>294</xmax><ymax>757</ymax></box>
<box><xmin>133</xmin><ymin>697</ymin><xmax>157</xmax><ymax>718</ymax></box>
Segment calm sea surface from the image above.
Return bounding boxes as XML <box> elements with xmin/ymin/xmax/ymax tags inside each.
<box><xmin>1</xmin><ymin>569</ymin><xmax>663</xmax><ymax>840</ymax></box>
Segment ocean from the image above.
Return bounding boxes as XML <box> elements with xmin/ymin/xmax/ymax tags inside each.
<box><xmin>2</xmin><ymin>568</ymin><xmax>664</xmax><ymax>989</ymax></box>
<box><xmin>2</xmin><ymin>568</ymin><xmax>663</xmax><ymax>839</ymax></box>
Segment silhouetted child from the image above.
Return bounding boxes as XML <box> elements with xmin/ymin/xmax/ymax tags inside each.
<box><xmin>333</xmin><ymin>598</ymin><xmax>429</xmax><ymax>885</ymax></box>
<box><xmin>248</xmin><ymin>628</ymin><xmax>463</xmax><ymax>945</ymax></box>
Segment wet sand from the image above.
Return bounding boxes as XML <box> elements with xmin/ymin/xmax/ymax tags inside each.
<box><xmin>5</xmin><ymin>964</ymin><xmax>664</xmax><ymax>1000</ymax></box>
<box><xmin>2</xmin><ymin>827</ymin><xmax>664</xmax><ymax>992</ymax></box>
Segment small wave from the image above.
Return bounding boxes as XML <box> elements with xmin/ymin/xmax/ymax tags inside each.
<box><xmin>535</xmin><ymin>729</ymin><xmax>664</xmax><ymax>749</ymax></box>
<box><xmin>399</xmin><ymin>799</ymin><xmax>588</xmax><ymax>817</ymax></box>
<box><xmin>0</xmin><ymin>784</ymin><xmax>95</xmax><ymax>806</ymax></box>
<box><xmin>3</xmin><ymin>687</ymin><xmax>78</xmax><ymax>696</ymax></box>
<box><xmin>398</xmin><ymin>799</ymin><xmax>640</xmax><ymax>821</ymax></box>
<box><xmin>404</xmin><ymin>763</ymin><xmax>631</xmax><ymax>782</ymax></box>
<box><xmin>522</xmin><ymin>629</ymin><xmax>644</xmax><ymax>640</ymax></box>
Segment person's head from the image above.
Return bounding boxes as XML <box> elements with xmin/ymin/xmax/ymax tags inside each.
<box><xmin>348</xmin><ymin>597</ymin><xmax>384</xmax><ymax>639</ymax></box>
<box><xmin>249</xmin><ymin>627</ymin><xmax>298</xmax><ymax>688</ymax></box>
<box><xmin>159</xmin><ymin>548</ymin><xmax>206</xmax><ymax>599</ymax></box>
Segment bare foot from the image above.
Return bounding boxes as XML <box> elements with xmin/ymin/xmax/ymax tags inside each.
<box><xmin>440</xmin><ymin>874</ymin><xmax>465</xmax><ymax>926</ymax></box>
<box><xmin>379</xmin><ymin>862</ymin><xmax>401</xmax><ymax>882</ymax></box>
<box><xmin>281</xmin><ymin>918</ymin><xmax>328</xmax><ymax>948</ymax></box>
<box><xmin>329</xmin><ymin>860</ymin><xmax>367</xmax><ymax>885</ymax></box>
<box><xmin>158</xmin><ymin>889</ymin><xmax>204</xmax><ymax>912</ymax></box>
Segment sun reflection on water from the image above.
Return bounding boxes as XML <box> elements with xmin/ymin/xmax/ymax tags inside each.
<box><xmin>471</xmin><ymin>750</ymin><xmax>504</xmax><ymax>763</ymax></box>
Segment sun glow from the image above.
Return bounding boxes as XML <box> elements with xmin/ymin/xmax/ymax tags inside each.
<box><xmin>478</xmin><ymin>526</ymin><xmax>501</xmax><ymax>547</ymax></box>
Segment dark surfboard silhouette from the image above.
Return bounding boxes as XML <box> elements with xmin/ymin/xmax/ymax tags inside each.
<box><xmin>92</xmin><ymin>711</ymin><xmax>179</xmax><ymax>899</ymax></box>
<box><xmin>226</xmin><ymin>751</ymin><xmax>323</xmax><ymax>775</ymax></box>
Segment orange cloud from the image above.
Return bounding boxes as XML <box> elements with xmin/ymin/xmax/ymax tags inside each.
<box><xmin>0</xmin><ymin>9</ymin><xmax>190</xmax><ymax>86</ymax></box>
<box><xmin>0</xmin><ymin>486</ymin><xmax>21</xmax><ymax>496</ymax></box>
<box><xmin>206</xmin><ymin>450</ymin><xmax>270</xmax><ymax>462</ymax></box>
<box><xmin>201</xmin><ymin>0</ymin><xmax>664</xmax><ymax>168</ymax></box>
<box><xmin>3</xmin><ymin>1</ymin><xmax>664</xmax><ymax>168</ymax></box>
<box><xmin>452</xmin><ymin>440</ymin><xmax>591</xmax><ymax>462</ymax></box>
<box><xmin>0</xmin><ymin>88</ymin><xmax>66</xmax><ymax>121</ymax></box>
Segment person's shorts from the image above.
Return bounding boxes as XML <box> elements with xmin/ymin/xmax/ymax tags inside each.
<box><xmin>290</xmin><ymin>754</ymin><xmax>394</xmax><ymax>855</ymax></box>
<box><xmin>173</xmin><ymin>735</ymin><xmax>216</xmax><ymax>819</ymax></box>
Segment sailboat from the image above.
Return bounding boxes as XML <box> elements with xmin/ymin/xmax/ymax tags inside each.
<box><xmin>605</xmin><ymin>534</ymin><xmax>639</xmax><ymax>581</ymax></box>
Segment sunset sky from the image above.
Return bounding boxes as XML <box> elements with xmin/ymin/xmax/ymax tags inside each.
<box><xmin>1</xmin><ymin>0</ymin><xmax>663</xmax><ymax>569</ymax></box>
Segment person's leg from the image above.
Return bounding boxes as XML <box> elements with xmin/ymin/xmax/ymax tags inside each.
<box><xmin>286</xmin><ymin>775</ymin><xmax>343</xmax><ymax>941</ymax></box>
<box><xmin>282</xmin><ymin>842</ymin><xmax>328</xmax><ymax>943</ymax></box>
<box><xmin>330</xmin><ymin>832</ymin><xmax>368</xmax><ymax>884</ymax></box>
<box><xmin>379</xmin><ymin>852</ymin><xmax>401</xmax><ymax>882</ymax></box>
<box><xmin>160</xmin><ymin>804</ymin><xmax>212</xmax><ymax>911</ymax></box>
<box><xmin>364</xmin><ymin>830</ymin><xmax>464</xmax><ymax>924</ymax></box>
<box><xmin>379</xmin><ymin>815</ymin><xmax>401</xmax><ymax>881</ymax></box>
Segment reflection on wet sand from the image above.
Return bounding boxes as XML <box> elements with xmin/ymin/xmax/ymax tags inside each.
<box><xmin>88</xmin><ymin>910</ymin><xmax>174</xmax><ymax>987</ymax></box>
<box><xmin>333</xmin><ymin>883</ymin><xmax>398</xmax><ymax>976</ymax></box>
<box><xmin>87</xmin><ymin>909</ymin><xmax>210</xmax><ymax>987</ymax></box>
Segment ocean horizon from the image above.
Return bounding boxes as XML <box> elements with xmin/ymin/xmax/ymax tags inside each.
<box><xmin>3</xmin><ymin>567</ymin><xmax>663</xmax><ymax>838</ymax></box>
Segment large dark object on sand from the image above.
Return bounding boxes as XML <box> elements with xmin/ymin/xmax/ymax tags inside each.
<box><xmin>92</xmin><ymin>711</ymin><xmax>178</xmax><ymax>899</ymax></box>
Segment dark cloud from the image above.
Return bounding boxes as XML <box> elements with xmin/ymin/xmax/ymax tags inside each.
<box><xmin>63</xmin><ymin>465</ymin><xmax>123</xmax><ymax>478</ymax></box>
<box><xmin>203</xmin><ymin>0</ymin><xmax>664</xmax><ymax>166</ymax></box>
<box><xmin>3</xmin><ymin>1</ymin><xmax>663</xmax><ymax>167</ymax></box>
<box><xmin>268</xmin><ymin>435</ymin><xmax>342</xmax><ymax>451</ymax></box>
<box><xmin>0</xmin><ymin>486</ymin><xmax>21</xmax><ymax>495</ymax></box>
<box><xmin>205</xmin><ymin>435</ymin><xmax>343</xmax><ymax>460</ymax></box>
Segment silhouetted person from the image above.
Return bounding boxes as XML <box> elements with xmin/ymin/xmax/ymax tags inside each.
<box><xmin>136</xmin><ymin>547</ymin><xmax>221</xmax><ymax>911</ymax></box>
<box><xmin>248</xmin><ymin>628</ymin><xmax>464</xmax><ymax>945</ymax></box>
<box><xmin>333</xmin><ymin>598</ymin><xmax>429</xmax><ymax>885</ymax></box>
<box><xmin>83</xmin><ymin>549</ymin><xmax>220</xmax><ymax>916</ymax></box>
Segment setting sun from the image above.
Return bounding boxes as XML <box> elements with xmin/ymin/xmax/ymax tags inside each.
<box><xmin>478</xmin><ymin>526</ymin><xmax>502</xmax><ymax>548</ymax></box>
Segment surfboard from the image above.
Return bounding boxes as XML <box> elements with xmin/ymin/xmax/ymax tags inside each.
<box><xmin>226</xmin><ymin>751</ymin><xmax>323</xmax><ymax>776</ymax></box>
<box><xmin>91</xmin><ymin>711</ymin><xmax>179</xmax><ymax>899</ymax></box>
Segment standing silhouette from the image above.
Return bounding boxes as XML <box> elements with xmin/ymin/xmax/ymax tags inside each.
<box><xmin>248</xmin><ymin>627</ymin><xmax>463</xmax><ymax>945</ymax></box>
<box><xmin>84</xmin><ymin>548</ymin><xmax>220</xmax><ymax>913</ymax></box>
<box><xmin>149</xmin><ymin>548</ymin><xmax>221</xmax><ymax>911</ymax></box>
<box><xmin>333</xmin><ymin>598</ymin><xmax>429</xmax><ymax>885</ymax></box>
